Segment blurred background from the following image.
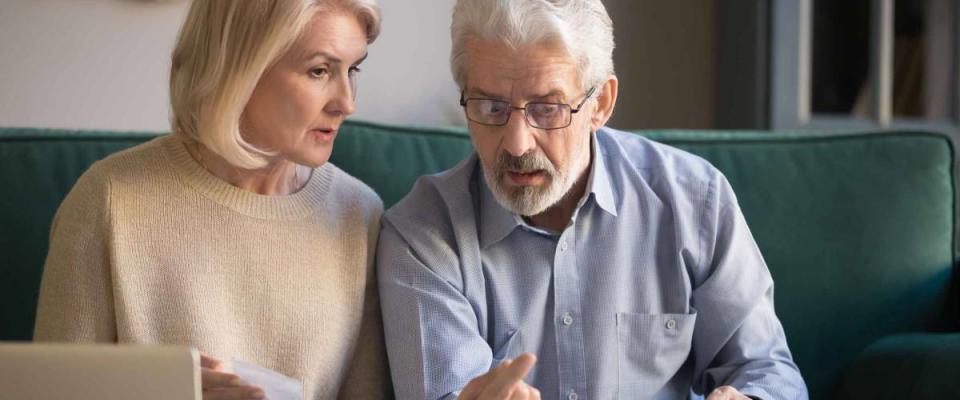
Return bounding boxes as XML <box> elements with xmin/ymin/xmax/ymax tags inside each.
<box><xmin>0</xmin><ymin>0</ymin><xmax>956</xmax><ymax>136</ymax></box>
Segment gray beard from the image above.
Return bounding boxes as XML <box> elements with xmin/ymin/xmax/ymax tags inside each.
<box><xmin>482</xmin><ymin>148</ymin><xmax>588</xmax><ymax>216</ymax></box>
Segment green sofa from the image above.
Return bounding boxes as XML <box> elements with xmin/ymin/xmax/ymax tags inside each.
<box><xmin>1</xmin><ymin>121</ymin><xmax>958</xmax><ymax>399</ymax></box>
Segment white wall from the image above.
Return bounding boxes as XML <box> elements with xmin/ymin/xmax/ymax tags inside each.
<box><xmin>0</xmin><ymin>0</ymin><xmax>188</xmax><ymax>131</ymax></box>
<box><xmin>0</xmin><ymin>0</ymin><xmax>716</xmax><ymax>132</ymax></box>
<box><xmin>0</xmin><ymin>0</ymin><xmax>462</xmax><ymax>132</ymax></box>
<box><xmin>355</xmin><ymin>0</ymin><xmax>465</xmax><ymax>127</ymax></box>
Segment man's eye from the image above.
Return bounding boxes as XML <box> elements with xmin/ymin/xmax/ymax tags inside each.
<box><xmin>485</xmin><ymin>101</ymin><xmax>507</xmax><ymax>114</ymax></box>
<box><xmin>309</xmin><ymin>68</ymin><xmax>329</xmax><ymax>78</ymax></box>
<box><xmin>348</xmin><ymin>66</ymin><xmax>362</xmax><ymax>76</ymax></box>
<box><xmin>531</xmin><ymin>104</ymin><xmax>560</xmax><ymax>115</ymax></box>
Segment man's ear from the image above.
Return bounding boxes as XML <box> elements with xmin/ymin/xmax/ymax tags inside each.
<box><xmin>590</xmin><ymin>75</ymin><xmax>618</xmax><ymax>131</ymax></box>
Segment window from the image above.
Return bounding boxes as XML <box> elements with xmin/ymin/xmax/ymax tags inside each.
<box><xmin>772</xmin><ymin>0</ymin><xmax>959</xmax><ymax>136</ymax></box>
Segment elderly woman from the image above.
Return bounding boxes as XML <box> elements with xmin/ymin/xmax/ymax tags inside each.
<box><xmin>33</xmin><ymin>1</ymin><xmax>390</xmax><ymax>399</ymax></box>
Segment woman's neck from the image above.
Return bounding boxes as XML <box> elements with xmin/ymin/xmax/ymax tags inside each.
<box><xmin>186</xmin><ymin>141</ymin><xmax>310</xmax><ymax>196</ymax></box>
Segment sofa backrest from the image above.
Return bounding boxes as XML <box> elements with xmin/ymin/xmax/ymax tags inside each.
<box><xmin>1</xmin><ymin>121</ymin><xmax>956</xmax><ymax>399</ymax></box>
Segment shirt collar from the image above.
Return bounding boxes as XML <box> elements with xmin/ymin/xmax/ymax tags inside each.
<box><xmin>588</xmin><ymin>131</ymin><xmax>619</xmax><ymax>218</ymax></box>
<box><xmin>478</xmin><ymin>171</ymin><xmax>523</xmax><ymax>249</ymax></box>
<box><xmin>478</xmin><ymin>131</ymin><xmax>619</xmax><ymax>249</ymax></box>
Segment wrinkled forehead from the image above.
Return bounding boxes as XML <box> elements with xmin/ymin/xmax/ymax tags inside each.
<box><xmin>463</xmin><ymin>38</ymin><xmax>581</xmax><ymax>100</ymax></box>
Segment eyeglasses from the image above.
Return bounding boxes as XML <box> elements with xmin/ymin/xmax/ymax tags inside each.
<box><xmin>459</xmin><ymin>87</ymin><xmax>597</xmax><ymax>130</ymax></box>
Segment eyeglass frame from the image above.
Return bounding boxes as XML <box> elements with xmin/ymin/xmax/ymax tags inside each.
<box><xmin>458</xmin><ymin>86</ymin><xmax>598</xmax><ymax>130</ymax></box>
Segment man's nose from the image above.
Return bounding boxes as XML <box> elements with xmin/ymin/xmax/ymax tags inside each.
<box><xmin>500</xmin><ymin>109</ymin><xmax>537</xmax><ymax>157</ymax></box>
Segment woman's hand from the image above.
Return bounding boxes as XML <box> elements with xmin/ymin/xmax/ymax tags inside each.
<box><xmin>200</xmin><ymin>352</ymin><xmax>265</xmax><ymax>400</ymax></box>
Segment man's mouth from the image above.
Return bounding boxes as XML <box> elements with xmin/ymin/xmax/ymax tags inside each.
<box><xmin>505</xmin><ymin>170</ymin><xmax>547</xmax><ymax>186</ymax></box>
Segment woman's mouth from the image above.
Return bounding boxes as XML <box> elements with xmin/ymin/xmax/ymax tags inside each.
<box><xmin>310</xmin><ymin>128</ymin><xmax>337</xmax><ymax>142</ymax></box>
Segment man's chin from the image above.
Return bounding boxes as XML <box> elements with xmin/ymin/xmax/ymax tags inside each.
<box><xmin>497</xmin><ymin>188</ymin><xmax>556</xmax><ymax>217</ymax></box>
<box><xmin>485</xmin><ymin>169</ymin><xmax>560</xmax><ymax>216</ymax></box>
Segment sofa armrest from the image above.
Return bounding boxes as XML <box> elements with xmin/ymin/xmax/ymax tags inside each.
<box><xmin>837</xmin><ymin>333</ymin><xmax>960</xmax><ymax>399</ymax></box>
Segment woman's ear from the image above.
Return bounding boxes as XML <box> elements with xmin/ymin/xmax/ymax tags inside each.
<box><xmin>590</xmin><ymin>75</ymin><xmax>618</xmax><ymax>131</ymax></box>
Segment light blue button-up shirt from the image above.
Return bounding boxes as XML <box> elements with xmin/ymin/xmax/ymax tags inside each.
<box><xmin>377</xmin><ymin>127</ymin><xmax>808</xmax><ymax>400</ymax></box>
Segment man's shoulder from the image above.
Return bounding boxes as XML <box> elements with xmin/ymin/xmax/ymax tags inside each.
<box><xmin>597</xmin><ymin>127</ymin><xmax>734</xmax><ymax>214</ymax></box>
<box><xmin>598</xmin><ymin>127</ymin><xmax>721</xmax><ymax>185</ymax></box>
<box><xmin>376</xmin><ymin>156</ymin><xmax>479</xmax><ymax>285</ymax></box>
<box><xmin>381</xmin><ymin>155</ymin><xmax>478</xmax><ymax>248</ymax></box>
<box><xmin>386</xmin><ymin>155</ymin><xmax>474</xmax><ymax>214</ymax></box>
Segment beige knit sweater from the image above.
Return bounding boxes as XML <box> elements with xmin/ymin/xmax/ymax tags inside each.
<box><xmin>34</xmin><ymin>135</ymin><xmax>392</xmax><ymax>399</ymax></box>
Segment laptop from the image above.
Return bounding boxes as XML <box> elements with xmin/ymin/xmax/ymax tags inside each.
<box><xmin>0</xmin><ymin>343</ymin><xmax>201</xmax><ymax>400</ymax></box>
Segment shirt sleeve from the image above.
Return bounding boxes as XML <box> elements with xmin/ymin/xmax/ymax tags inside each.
<box><xmin>376</xmin><ymin>220</ymin><xmax>494</xmax><ymax>400</ymax></box>
<box><xmin>690</xmin><ymin>176</ymin><xmax>809</xmax><ymax>400</ymax></box>
<box><xmin>33</xmin><ymin>166</ymin><xmax>117</xmax><ymax>343</ymax></box>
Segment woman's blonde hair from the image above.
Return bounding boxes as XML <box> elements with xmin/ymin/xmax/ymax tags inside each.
<box><xmin>170</xmin><ymin>0</ymin><xmax>380</xmax><ymax>169</ymax></box>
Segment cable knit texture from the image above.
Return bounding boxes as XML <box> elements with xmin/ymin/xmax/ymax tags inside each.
<box><xmin>34</xmin><ymin>134</ymin><xmax>391</xmax><ymax>400</ymax></box>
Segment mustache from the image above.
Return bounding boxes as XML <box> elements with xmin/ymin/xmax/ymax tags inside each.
<box><xmin>494</xmin><ymin>151</ymin><xmax>555</xmax><ymax>174</ymax></box>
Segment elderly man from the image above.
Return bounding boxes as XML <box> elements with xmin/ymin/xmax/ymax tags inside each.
<box><xmin>377</xmin><ymin>1</ymin><xmax>808</xmax><ymax>399</ymax></box>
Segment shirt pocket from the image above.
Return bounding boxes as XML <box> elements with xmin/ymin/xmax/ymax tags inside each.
<box><xmin>491</xmin><ymin>328</ymin><xmax>522</xmax><ymax>368</ymax></box>
<box><xmin>616</xmin><ymin>312</ymin><xmax>697</xmax><ymax>399</ymax></box>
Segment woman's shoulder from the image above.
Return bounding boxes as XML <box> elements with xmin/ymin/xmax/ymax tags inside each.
<box><xmin>81</xmin><ymin>135</ymin><xmax>174</xmax><ymax>183</ymax></box>
<box><xmin>322</xmin><ymin>163</ymin><xmax>384</xmax><ymax>217</ymax></box>
<box><xmin>70</xmin><ymin>136</ymin><xmax>170</xmax><ymax>191</ymax></box>
<box><xmin>53</xmin><ymin>136</ymin><xmax>172</xmax><ymax>225</ymax></box>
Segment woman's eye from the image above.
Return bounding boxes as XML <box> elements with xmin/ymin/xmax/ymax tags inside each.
<box><xmin>309</xmin><ymin>68</ymin><xmax>329</xmax><ymax>78</ymax></box>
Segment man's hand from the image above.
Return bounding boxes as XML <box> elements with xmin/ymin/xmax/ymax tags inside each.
<box><xmin>706</xmin><ymin>386</ymin><xmax>752</xmax><ymax>400</ymax></box>
<box><xmin>458</xmin><ymin>353</ymin><xmax>540</xmax><ymax>400</ymax></box>
<box><xmin>200</xmin><ymin>352</ymin><xmax>265</xmax><ymax>400</ymax></box>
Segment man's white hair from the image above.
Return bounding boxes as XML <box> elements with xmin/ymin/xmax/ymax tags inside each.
<box><xmin>450</xmin><ymin>0</ymin><xmax>615</xmax><ymax>91</ymax></box>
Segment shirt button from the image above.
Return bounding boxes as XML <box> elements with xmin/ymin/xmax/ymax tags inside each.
<box><xmin>562</xmin><ymin>313</ymin><xmax>574</xmax><ymax>326</ymax></box>
<box><xmin>568</xmin><ymin>391</ymin><xmax>578</xmax><ymax>400</ymax></box>
<box><xmin>665</xmin><ymin>319</ymin><xmax>677</xmax><ymax>330</ymax></box>
<box><xmin>560</xmin><ymin>240</ymin><xmax>569</xmax><ymax>252</ymax></box>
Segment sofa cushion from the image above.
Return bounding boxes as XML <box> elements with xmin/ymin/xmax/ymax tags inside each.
<box><xmin>838</xmin><ymin>333</ymin><xmax>960</xmax><ymax>399</ymax></box>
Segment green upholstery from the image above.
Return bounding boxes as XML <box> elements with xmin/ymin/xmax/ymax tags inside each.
<box><xmin>1</xmin><ymin>120</ymin><xmax>956</xmax><ymax>399</ymax></box>
<box><xmin>327</xmin><ymin>122</ymin><xmax>474</xmax><ymax>206</ymax></box>
<box><xmin>837</xmin><ymin>333</ymin><xmax>960</xmax><ymax>399</ymax></box>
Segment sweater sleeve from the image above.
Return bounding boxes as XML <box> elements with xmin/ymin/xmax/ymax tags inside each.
<box><xmin>337</xmin><ymin>201</ymin><xmax>394</xmax><ymax>399</ymax></box>
<box><xmin>34</xmin><ymin>165</ymin><xmax>117</xmax><ymax>343</ymax></box>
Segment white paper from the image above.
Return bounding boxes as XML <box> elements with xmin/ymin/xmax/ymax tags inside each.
<box><xmin>231</xmin><ymin>358</ymin><xmax>303</xmax><ymax>400</ymax></box>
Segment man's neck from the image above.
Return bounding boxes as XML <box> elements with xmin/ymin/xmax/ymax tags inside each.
<box><xmin>525</xmin><ymin>175</ymin><xmax>588</xmax><ymax>232</ymax></box>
